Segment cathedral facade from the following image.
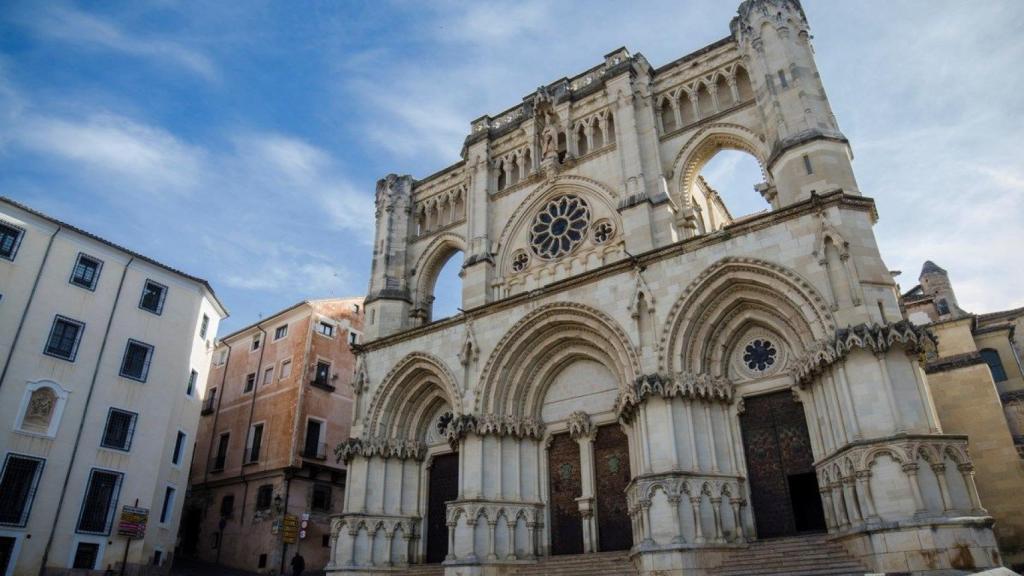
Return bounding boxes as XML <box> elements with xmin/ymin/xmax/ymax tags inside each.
<box><xmin>328</xmin><ymin>1</ymin><xmax>1005</xmax><ymax>574</ymax></box>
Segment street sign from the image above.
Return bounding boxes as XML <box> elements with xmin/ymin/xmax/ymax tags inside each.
<box><xmin>282</xmin><ymin>514</ymin><xmax>299</xmax><ymax>544</ymax></box>
<box><xmin>117</xmin><ymin>506</ymin><xmax>149</xmax><ymax>539</ymax></box>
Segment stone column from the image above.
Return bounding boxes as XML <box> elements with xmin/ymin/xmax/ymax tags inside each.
<box><xmin>703</xmin><ymin>402</ymin><xmax>720</xmax><ymax>472</ymax></box>
<box><xmin>569</xmin><ymin>411</ymin><xmax>598</xmax><ymax>552</ymax></box>
<box><xmin>506</xmin><ymin>519</ymin><xmax>517</xmax><ymax>560</ymax></box>
<box><xmin>931</xmin><ymin>463</ymin><xmax>953</xmax><ymax>512</ymax></box>
<box><xmin>690</xmin><ymin>496</ymin><xmax>705</xmax><ymax>544</ymax></box>
<box><xmin>383</xmin><ymin>531</ymin><xmax>394</xmax><ymax>567</ymax></box>
<box><xmin>842</xmin><ymin>478</ymin><xmax>862</xmax><ymax>524</ymax></box>
<box><xmin>668</xmin><ymin>495</ymin><xmax>686</xmax><ymax>544</ymax></box>
<box><xmin>876</xmin><ymin>352</ymin><xmax>904</xmax><ymax>433</ymax></box>
<box><xmin>730</xmin><ymin>498</ymin><xmax>745</xmax><ymax>542</ymax></box>
<box><xmin>710</xmin><ymin>497</ymin><xmax>725</xmax><ymax>543</ymax></box>
<box><xmin>640</xmin><ymin>498</ymin><xmax>654</xmax><ymax>546</ymax></box>
<box><xmin>526</xmin><ymin>522</ymin><xmax>538</xmax><ymax>559</ymax></box>
<box><xmin>820</xmin><ymin>488</ymin><xmax>836</xmax><ymax>530</ymax></box>
<box><xmin>347</xmin><ymin>528</ymin><xmax>359</xmax><ymax>566</ymax></box>
<box><xmin>403</xmin><ymin>533</ymin><xmax>415</xmax><ymax>565</ymax></box>
<box><xmin>446</xmin><ymin>521</ymin><xmax>457</xmax><ymax>561</ymax></box>
<box><xmin>830</xmin><ymin>483</ymin><xmax>848</xmax><ymax>528</ymax></box>
<box><xmin>958</xmin><ymin>463</ymin><xmax>987</xmax><ymax>514</ymax></box>
<box><xmin>902</xmin><ymin>463</ymin><xmax>926</xmax><ymax>513</ymax></box>
<box><xmin>854</xmin><ymin>471</ymin><xmax>877</xmax><ymax>519</ymax></box>
<box><xmin>487</xmin><ymin>519</ymin><xmax>498</xmax><ymax>560</ymax></box>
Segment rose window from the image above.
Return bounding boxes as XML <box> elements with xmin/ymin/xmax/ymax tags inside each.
<box><xmin>593</xmin><ymin>220</ymin><xmax>614</xmax><ymax>244</ymax></box>
<box><xmin>511</xmin><ymin>250</ymin><xmax>530</xmax><ymax>273</ymax></box>
<box><xmin>743</xmin><ymin>339</ymin><xmax>777</xmax><ymax>372</ymax></box>
<box><xmin>530</xmin><ymin>195</ymin><xmax>590</xmax><ymax>260</ymax></box>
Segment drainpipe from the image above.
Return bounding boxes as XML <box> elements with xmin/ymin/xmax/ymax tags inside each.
<box><xmin>238</xmin><ymin>325</ymin><xmax>267</xmax><ymax>525</ymax></box>
<box><xmin>37</xmin><ymin>256</ymin><xmax>134</xmax><ymax>576</ymax></box>
<box><xmin>0</xmin><ymin>225</ymin><xmax>60</xmax><ymax>390</ymax></box>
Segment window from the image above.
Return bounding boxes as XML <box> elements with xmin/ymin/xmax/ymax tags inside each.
<box><xmin>312</xmin><ymin>483</ymin><xmax>332</xmax><ymax>512</ymax></box>
<box><xmin>202</xmin><ymin>388</ymin><xmax>218</xmax><ymax>415</ymax></box>
<box><xmin>262</xmin><ymin>366</ymin><xmax>274</xmax><ymax>386</ymax></box>
<box><xmin>314</xmin><ymin>361</ymin><xmax>331</xmax><ymax>386</ymax></box>
<box><xmin>214</xmin><ymin>348</ymin><xmax>228</xmax><ymax>366</ymax></box>
<box><xmin>251</xmin><ymin>335</ymin><xmax>261</xmax><ymax>351</ymax></box>
<box><xmin>159</xmin><ymin>486</ymin><xmax>176</xmax><ymax>524</ymax></box>
<box><xmin>936</xmin><ymin>298</ymin><xmax>951</xmax><ymax>316</ymax></box>
<box><xmin>72</xmin><ymin>542</ymin><xmax>101</xmax><ymax>569</ymax></box>
<box><xmin>120</xmin><ymin>340</ymin><xmax>154</xmax><ymax>382</ymax></box>
<box><xmin>172</xmin><ymin>431</ymin><xmax>186</xmax><ymax>466</ymax></box>
<box><xmin>778</xmin><ymin>69</ymin><xmax>788</xmax><ymax>88</ymax></box>
<box><xmin>186</xmin><ymin>370</ymin><xmax>198</xmax><ymax>397</ymax></box>
<box><xmin>274</xmin><ymin>324</ymin><xmax>288</xmax><ymax>340</ymax></box>
<box><xmin>981</xmin><ymin>348</ymin><xmax>1008</xmax><ymax>383</ymax></box>
<box><xmin>246</xmin><ymin>424</ymin><xmax>263</xmax><ymax>464</ymax></box>
<box><xmin>44</xmin><ymin>316</ymin><xmax>84</xmax><ymax>361</ymax></box>
<box><xmin>0</xmin><ymin>221</ymin><xmax>25</xmax><ymax>261</ymax></box>
<box><xmin>219</xmin><ymin>494</ymin><xmax>234</xmax><ymax>517</ymax></box>
<box><xmin>152</xmin><ymin>549</ymin><xmax>163</xmax><ymax>566</ymax></box>
<box><xmin>322</xmin><ymin>534</ymin><xmax>331</xmax><ymax>548</ymax></box>
<box><xmin>0</xmin><ymin>453</ymin><xmax>45</xmax><ymax>526</ymax></box>
<box><xmin>349</xmin><ymin>331</ymin><xmax>359</xmax><ymax>345</ymax></box>
<box><xmin>243</xmin><ymin>373</ymin><xmax>256</xmax><ymax>393</ymax></box>
<box><xmin>199</xmin><ymin>314</ymin><xmax>210</xmax><ymax>339</ymax></box>
<box><xmin>77</xmin><ymin>469</ymin><xmax>123</xmax><ymax>534</ymax></box>
<box><xmin>316</xmin><ymin>321</ymin><xmax>335</xmax><ymax>337</ymax></box>
<box><xmin>212</xmin><ymin>433</ymin><xmax>229</xmax><ymax>471</ymax></box>
<box><xmin>70</xmin><ymin>253</ymin><xmax>103</xmax><ymax>290</ymax></box>
<box><xmin>529</xmin><ymin>195</ymin><xmax>590</xmax><ymax>260</ymax></box>
<box><xmin>101</xmin><ymin>408</ymin><xmax>137</xmax><ymax>451</ymax></box>
<box><xmin>802</xmin><ymin>154</ymin><xmax>814</xmax><ymax>175</ymax></box>
<box><xmin>258</xmin><ymin>554</ymin><xmax>268</xmax><ymax>569</ymax></box>
<box><xmin>279</xmin><ymin>359</ymin><xmax>292</xmax><ymax>380</ymax></box>
<box><xmin>139</xmin><ymin>280</ymin><xmax>167</xmax><ymax>315</ymax></box>
<box><xmin>304</xmin><ymin>419</ymin><xmax>324</xmax><ymax>459</ymax></box>
<box><xmin>256</xmin><ymin>484</ymin><xmax>273</xmax><ymax>510</ymax></box>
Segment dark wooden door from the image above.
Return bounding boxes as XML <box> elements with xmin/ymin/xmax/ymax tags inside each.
<box><xmin>594</xmin><ymin>425</ymin><xmax>633</xmax><ymax>551</ymax></box>
<box><xmin>548</xmin><ymin>433</ymin><xmax>583</xmax><ymax>555</ymax></box>
<box><xmin>739</xmin><ymin>390</ymin><xmax>825</xmax><ymax>538</ymax></box>
<box><xmin>426</xmin><ymin>452</ymin><xmax>459</xmax><ymax>563</ymax></box>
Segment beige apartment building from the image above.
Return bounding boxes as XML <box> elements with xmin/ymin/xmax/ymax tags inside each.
<box><xmin>186</xmin><ymin>298</ymin><xmax>362</xmax><ymax>574</ymax></box>
<box><xmin>0</xmin><ymin>197</ymin><xmax>227</xmax><ymax>575</ymax></box>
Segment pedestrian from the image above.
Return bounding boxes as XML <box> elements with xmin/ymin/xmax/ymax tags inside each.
<box><xmin>290</xmin><ymin>552</ymin><xmax>305</xmax><ymax>576</ymax></box>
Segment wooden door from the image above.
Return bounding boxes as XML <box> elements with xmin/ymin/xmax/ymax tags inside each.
<box><xmin>594</xmin><ymin>424</ymin><xmax>633</xmax><ymax>551</ymax></box>
<box><xmin>426</xmin><ymin>453</ymin><xmax>459</xmax><ymax>563</ymax></box>
<box><xmin>548</xmin><ymin>433</ymin><xmax>583</xmax><ymax>555</ymax></box>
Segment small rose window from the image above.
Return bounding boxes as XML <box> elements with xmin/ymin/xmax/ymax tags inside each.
<box><xmin>530</xmin><ymin>195</ymin><xmax>590</xmax><ymax>260</ymax></box>
<box><xmin>743</xmin><ymin>339</ymin><xmax>777</xmax><ymax>372</ymax></box>
<box><xmin>592</xmin><ymin>220</ymin><xmax>614</xmax><ymax>244</ymax></box>
<box><xmin>511</xmin><ymin>250</ymin><xmax>529</xmax><ymax>273</ymax></box>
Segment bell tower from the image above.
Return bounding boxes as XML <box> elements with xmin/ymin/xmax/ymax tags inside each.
<box><xmin>364</xmin><ymin>173</ymin><xmax>414</xmax><ymax>339</ymax></box>
<box><xmin>731</xmin><ymin>0</ymin><xmax>859</xmax><ymax>206</ymax></box>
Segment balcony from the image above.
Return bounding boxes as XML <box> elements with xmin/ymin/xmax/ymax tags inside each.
<box><xmin>310</xmin><ymin>377</ymin><xmax>336</xmax><ymax>392</ymax></box>
<box><xmin>201</xmin><ymin>396</ymin><xmax>216</xmax><ymax>415</ymax></box>
<box><xmin>302</xmin><ymin>442</ymin><xmax>328</xmax><ymax>461</ymax></box>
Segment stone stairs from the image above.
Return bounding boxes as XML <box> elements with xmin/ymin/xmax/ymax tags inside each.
<box><xmin>715</xmin><ymin>533</ymin><xmax>868</xmax><ymax>576</ymax></box>
<box><xmin>508</xmin><ymin>550</ymin><xmax>637</xmax><ymax>576</ymax></box>
<box><xmin>398</xmin><ymin>564</ymin><xmax>445</xmax><ymax>576</ymax></box>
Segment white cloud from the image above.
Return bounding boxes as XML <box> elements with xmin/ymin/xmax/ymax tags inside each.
<box><xmin>19</xmin><ymin>5</ymin><xmax>217</xmax><ymax>81</ymax></box>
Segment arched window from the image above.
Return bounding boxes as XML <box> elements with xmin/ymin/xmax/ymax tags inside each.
<box><xmin>660</xmin><ymin>98</ymin><xmax>676</xmax><ymax>133</ymax></box>
<box><xmin>576</xmin><ymin>124</ymin><xmax>588</xmax><ymax>156</ymax></box>
<box><xmin>980</xmin><ymin>348</ymin><xmax>1008</xmax><ymax>383</ymax></box>
<box><xmin>16</xmin><ymin>381</ymin><xmax>69</xmax><ymax>437</ymax></box>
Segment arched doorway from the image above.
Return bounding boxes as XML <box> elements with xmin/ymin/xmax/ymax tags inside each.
<box><xmin>739</xmin><ymin>390</ymin><xmax>826</xmax><ymax>538</ymax></box>
<box><xmin>425</xmin><ymin>451</ymin><xmax>459</xmax><ymax>563</ymax></box>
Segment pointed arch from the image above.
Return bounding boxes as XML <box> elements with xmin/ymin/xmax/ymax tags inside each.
<box><xmin>669</xmin><ymin>123</ymin><xmax>771</xmax><ymax>213</ymax></box>
<box><xmin>364</xmin><ymin>352</ymin><xmax>462</xmax><ymax>440</ymax></box>
<box><xmin>411</xmin><ymin>232</ymin><xmax>466</xmax><ymax>321</ymax></box>
<box><xmin>476</xmin><ymin>303</ymin><xmax>640</xmax><ymax>418</ymax></box>
<box><xmin>659</xmin><ymin>257</ymin><xmax>836</xmax><ymax>375</ymax></box>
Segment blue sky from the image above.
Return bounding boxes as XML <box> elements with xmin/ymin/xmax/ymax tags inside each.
<box><xmin>1</xmin><ymin>1</ymin><xmax>1022</xmax><ymax>333</ymax></box>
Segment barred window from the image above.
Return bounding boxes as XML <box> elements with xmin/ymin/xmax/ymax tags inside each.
<box><xmin>186</xmin><ymin>370</ymin><xmax>198</xmax><ymax>397</ymax></box>
<box><xmin>139</xmin><ymin>280</ymin><xmax>167</xmax><ymax>315</ymax></box>
<box><xmin>172</xmin><ymin>431</ymin><xmax>186</xmax><ymax>465</ymax></box>
<box><xmin>0</xmin><ymin>222</ymin><xmax>24</xmax><ymax>261</ymax></box>
<box><xmin>274</xmin><ymin>325</ymin><xmax>288</xmax><ymax>340</ymax></box>
<box><xmin>70</xmin><ymin>253</ymin><xmax>103</xmax><ymax>290</ymax></box>
<box><xmin>45</xmin><ymin>316</ymin><xmax>84</xmax><ymax>361</ymax></box>
<box><xmin>199</xmin><ymin>314</ymin><xmax>210</xmax><ymax>339</ymax></box>
<box><xmin>314</xmin><ymin>362</ymin><xmax>331</xmax><ymax>386</ymax></box>
<box><xmin>256</xmin><ymin>484</ymin><xmax>273</xmax><ymax>510</ymax></box>
<box><xmin>120</xmin><ymin>340</ymin><xmax>154</xmax><ymax>382</ymax></box>
<box><xmin>72</xmin><ymin>542</ymin><xmax>100</xmax><ymax>569</ymax></box>
<box><xmin>77</xmin><ymin>469</ymin><xmax>123</xmax><ymax>534</ymax></box>
<box><xmin>0</xmin><ymin>454</ymin><xmax>44</xmax><ymax>526</ymax></box>
<box><xmin>312</xmin><ymin>483</ymin><xmax>332</xmax><ymax>512</ymax></box>
<box><xmin>101</xmin><ymin>409</ymin><xmax>137</xmax><ymax>451</ymax></box>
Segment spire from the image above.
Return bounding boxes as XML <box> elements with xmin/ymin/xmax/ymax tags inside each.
<box><xmin>920</xmin><ymin>260</ymin><xmax>947</xmax><ymax>278</ymax></box>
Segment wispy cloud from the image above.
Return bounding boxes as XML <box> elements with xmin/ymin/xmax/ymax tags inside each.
<box><xmin>17</xmin><ymin>5</ymin><xmax>217</xmax><ymax>81</ymax></box>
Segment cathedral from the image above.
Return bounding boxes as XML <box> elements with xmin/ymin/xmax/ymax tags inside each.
<box><xmin>327</xmin><ymin>1</ymin><xmax>1020</xmax><ymax>574</ymax></box>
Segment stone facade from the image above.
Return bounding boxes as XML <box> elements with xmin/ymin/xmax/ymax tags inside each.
<box><xmin>186</xmin><ymin>299</ymin><xmax>363</xmax><ymax>574</ymax></box>
<box><xmin>329</xmin><ymin>1</ymin><xmax>1004</xmax><ymax>575</ymax></box>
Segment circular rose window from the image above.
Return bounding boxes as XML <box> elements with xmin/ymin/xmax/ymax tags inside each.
<box><xmin>530</xmin><ymin>195</ymin><xmax>590</xmax><ymax>260</ymax></box>
<box><xmin>743</xmin><ymin>339</ymin><xmax>777</xmax><ymax>372</ymax></box>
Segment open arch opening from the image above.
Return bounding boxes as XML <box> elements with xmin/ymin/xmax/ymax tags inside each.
<box><xmin>691</xmin><ymin>149</ymin><xmax>768</xmax><ymax>233</ymax></box>
<box><xmin>431</xmin><ymin>251</ymin><xmax>463</xmax><ymax>321</ymax></box>
<box><xmin>414</xmin><ymin>236</ymin><xmax>465</xmax><ymax>324</ymax></box>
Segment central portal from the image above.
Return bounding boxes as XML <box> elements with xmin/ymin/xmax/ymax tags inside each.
<box><xmin>739</xmin><ymin>390</ymin><xmax>826</xmax><ymax>538</ymax></box>
<box><xmin>594</xmin><ymin>424</ymin><xmax>633</xmax><ymax>551</ymax></box>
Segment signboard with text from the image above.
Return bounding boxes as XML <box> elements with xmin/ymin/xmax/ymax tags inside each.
<box><xmin>282</xmin><ymin>514</ymin><xmax>299</xmax><ymax>544</ymax></box>
<box><xmin>117</xmin><ymin>506</ymin><xmax>149</xmax><ymax>539</ymax></box>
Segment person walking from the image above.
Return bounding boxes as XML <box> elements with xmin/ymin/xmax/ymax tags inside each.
<box><xmin>289</xmin><ymin>552</ymin><xmax>305</xmax><ymax>576</ymax></box>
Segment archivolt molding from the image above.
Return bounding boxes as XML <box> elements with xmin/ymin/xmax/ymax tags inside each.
<box><xmin>659</xmin><ymin>257</ymin><xmax>836</xmax><ymax>374</ymax></box>
<box><xmin>475</xmin><ymin>302</ymin><xmax>641</xmax><ymax>417</ymax></box>
<box><xmin>363</xmin><ymin>351</ymin><xmax>462</xmax><ymax>437</ymax></box>
<box><xmin>616</xmin><ymin>372</ymin><xmax>733</xmax><ymax>424</ymax></box>
<box><xmin>792</xmin><ymin>320</ymin><xmax>934</xmax><ymax>386</ymax></box>
<box><xmin>668</xmin><ymin>122</ymin><xmax>770</xmax><ymax>210</ymax></box>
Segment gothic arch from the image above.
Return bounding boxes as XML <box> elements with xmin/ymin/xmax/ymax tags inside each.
<box><xmin>412</xmin><ymin>232</ymin><xmax>467</xmax><ymax>319</ymax></box>
<box><xmin>364</xmin><ymin>352</ymin><xmax>462</xmax><ymax>440</ymax></box>
<box><xmin>659</xmin><ymin>257</ymin><xmax>836</xmax><ymax>375</ymax></box>
<box><xmin>476</xmin><ymin>302</ymin><xmax>640</xmax><ymax>419</ymax></box>
<box><xmin>669</xmin><ymin>123</ymin><xmax>771</xmax><ymax>211</ymax></box>
<box><xmin>493</xmin><ymin>175</ymin><xmax>622</xmax><ymax>270</ymax></box>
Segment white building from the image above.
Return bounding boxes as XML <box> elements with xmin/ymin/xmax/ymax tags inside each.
<box><xmin>0</xmin><ymin>197</ymin><xmax>228</xmax><ymax>575</ymax></box>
